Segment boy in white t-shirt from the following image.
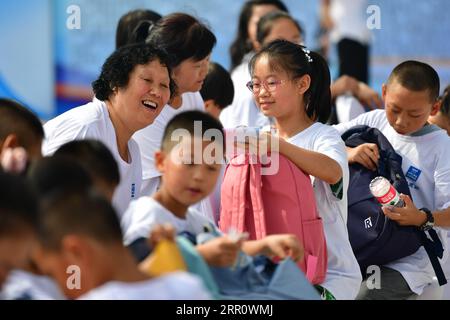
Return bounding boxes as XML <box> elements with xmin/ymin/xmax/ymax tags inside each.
<box><xmin>334</xmin><ymin>60</ymin><xmax>450</xmax><ymax>299</ymax></box>
<box><xmin>33</xmin><ymin>189</ymin><xmax>210</xmax><ymax>300</ymax></box>
<box><xmin>122</xmin><ymin>110</ymin><xmax>302</xmax><ymax>268</ymax></box>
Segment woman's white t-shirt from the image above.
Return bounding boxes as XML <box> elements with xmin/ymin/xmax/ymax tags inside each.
<box><xmin>288</xmin><ymin>122</ymin><xmax>362</xmax><ymax>300</ymax></box>
<box><xmin>78</xmin><ymin>272</ymin><xmax>211</xmax><ymax>300</ymax></box>
<box><xmin>42</xmin><ymin>99</ymin><xmax>142</xmax><ymax>218</ymax></box>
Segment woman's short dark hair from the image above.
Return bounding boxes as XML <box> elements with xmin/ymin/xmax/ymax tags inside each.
<box><xmin>92</xmin><ymin>42</ymin><xmax>175</xmax><ymax>101</ymax></box>
<box><xmin>145</xmin><ymin>13</ymin><xmax>216</xmax><ymax>67</ymax></box>
<box><xmin>115</xmin><ymin>9</ymin><xmax>162</xmax><ymax>48</ymax></box>
<box><xmin>229</xmin><ymin>0</ymin><xmax>288</xmax><ymax>71</ymax></box>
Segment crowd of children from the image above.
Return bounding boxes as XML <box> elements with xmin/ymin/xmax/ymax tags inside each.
<box><xmin>1</xmin><ymin>0</ymin><xmax>450</xmax><ymax>300</ymax></box>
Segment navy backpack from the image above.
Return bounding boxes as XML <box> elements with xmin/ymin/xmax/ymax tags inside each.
<box><xmin>342</xmin><ymin>125</ymin><xmax>446</xmax><ymax>285</ymax></box>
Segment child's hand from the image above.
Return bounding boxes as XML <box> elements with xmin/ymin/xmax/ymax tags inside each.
<box><xmin>260</xmin><ymin>234</ymin><xmax>303</xmax><ymax>262</ymax></box>
<box><xmin>147</xmin><ymin>224</ymin><xmax>176</xmax><ymax>249</ymax></box>
<box><xmin>196</xmin><ymin>236</ymin><xmax>242</xmax><ymax>267</ymax></box>
<box><xmin>347</xmin><ymin>143</ymin><xmax>379</xmax><ymax>171</ymax></box>
<box><xmin>382</xmin><ymin>194</ymin><xmax>427</xmax><ymax>227</ymax></box>
<box><xmin>355</xmin><ymin>82</ymin><xmax>383</xmax><ymax>110</ymax></box>
<box><xmin>0</xmin><ymin>147</ymin><xmax>27</xmax><ymax>173</ymax></box>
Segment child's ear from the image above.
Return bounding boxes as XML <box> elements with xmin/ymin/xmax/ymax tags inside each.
<box><xmin>61</xmin><ymin>235</ymin><xmax>89</xmax><ymax>267</ymax></box>
<box><xmin>382</xmin><ymin>83</ymin><xmax>387</xmax><ymax>101</ymax></box>
<box><xmin>155</xmin><ymin>150</ymin><xmax>166</xmax><ymax>173</ymax></box>
<box><xmin>430</xmin><ymin>99</ymin><xmax>441</xmax><ymax>116</ymax></box>
<box><xmin>1</xmin><ymin>134</ymin><xmax>19</xmax><ymax>151</ymax></box>
<box><xmin>204</xmin><ymin>100</ymin><xmax>215</xmax><ymax>112</ymax></box>
<box><xmin>297</xmin><ymin>75</ymin><xmax>311</xmax><ymax>95</ymax></box>
<box><xmin>204</xmin><ymin>100</ymin><xmax>221</xmax><ymax>119</ymax></box>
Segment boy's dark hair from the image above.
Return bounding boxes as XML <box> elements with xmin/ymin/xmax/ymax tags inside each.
<box><xmin>0</xmin><ymin>171</ymin><xmax>38</xmax><ymax>236</ymax></box>
<box><xmin>200</xmin><ymin>62</ymin><xmax>234</xmax><ymax>109</ymax></box>
<box><xmin>230</xmin><ymin>0</ymin><xmax>288</xmax><ymax>71</ymax></box>
<box><xmin>54</xmin><ymin>139</ymin><xmax>120</xmax><ymax>187</ymax></box>
<box><xmin>0</xmin><ymin>98</ymin><xmax>44</xmax><ymax>150</ymax></box>
<box><xmin>27</xmin><ymin>156</ymin><xmax>93</xmax><ymax>198</ymax></box>
<box><xmin>115</xmin><ymin>9</ymin><xmax>162</xmax><ymax>48</ymax></box>
<box><xmin>387</xmin><ymin>60</ymin><xmax>440</xmax><ymax>102</ymax></box>
<box><xmin>161</xmin><ymin>110</ymin><xmax>224</xmax><ymax>152</ymax></box>
<box><xmin>38</xmin><ymin>190</ymin><xmax>123</xmax><ymax>251</ymax></box>
<box><xmin>145</xmin><ymin>13</ymin><xmax>216</xmax><ymax>68</ymax></box>
<box><xmin>249</xmin><ymin>39</ymin><xmax>331</xmax><ymax>123</ymax></box>
<box><xmin>92</xmin><ymin>42</ymin><xmax>175</xmax><ymax>101</ymax></box>
<box><xmin>439</xmin><ymin>85</ymin><xmax>450</xmax><ymax>118</ymax></box>
<box><xmin>256</xmin><ymin>10</ymin><xmax>304</xmax><ymax>45</ymax></box>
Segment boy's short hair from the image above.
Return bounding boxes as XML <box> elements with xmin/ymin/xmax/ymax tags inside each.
<box><xmin>38</xmin><ymin>190</ymin><xmax>123</xmax><ymax>251</ymax></box>
<box><xmin>161</xmin><ymin>110</ymin><xmax>224</xmax><ymax>153</ymax></box>
<box><xmin>27</xmin><ymin>156</ymin><xmax>93</xmax><ymax>198</ymax></box>
<box><xmin>200</xmin><ymin>62</ymin><xmax>234</xmax><ymax>109</ymax></box>
<box><xmin>0</xmin><ymin>98</ymin><xmax>44</xmax><ymax>149</ymax></box>
<box><xmin>54</xmin><ymin>139</ymin><xmax>120</xmax><ymax>187</ymax></box>
<box><xmin>387</xmin><ymin>60</ymin><xmax>440</xmax><ymax>101</ymax></box>
<box><xmin>0</xmin><ymin>171</ymin><xmax>38</xmax><ymax>236</ymax></box>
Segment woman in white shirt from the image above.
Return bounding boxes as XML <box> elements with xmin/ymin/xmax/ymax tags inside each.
<box><xmin>43</xmin><ymin>43</ymin><xmax>174</xmax><ymax>217</ymax></box>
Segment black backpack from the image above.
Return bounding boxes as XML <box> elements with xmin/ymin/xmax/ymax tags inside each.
<box><xmin>342</xmin><ymin>125</ymin><xmax>446</xmax><ymax>285</ymax></box>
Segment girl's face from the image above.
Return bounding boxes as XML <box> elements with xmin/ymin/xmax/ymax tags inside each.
<box><xmin>172</xmin><ymin>55</ymin><xmax>211</xmax><ymax>94</ymax></box>
<box><xmin>251</xmin><ymin>54</ymin><xmax>306</xmax><ymax>119</ymax></box>
<box><xmin>113</xmin><ymin>59</ymin><xmax>171</xmax><ymax>132</ymax></box>
<box><xmin>248</xmin><ymin>4</ymin><xmax>280</xmax><ymax>51</ymax></box>
<box><xmin>260</xmin><ymin>18</ymin><xmax>303</xmax><ymax>48</ymax></box>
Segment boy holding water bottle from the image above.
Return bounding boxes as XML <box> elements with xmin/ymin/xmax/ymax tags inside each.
<box><xmin>334</xmin><ymin>60</ymin><xmax>450</xmax><ymax>299</ymax></box>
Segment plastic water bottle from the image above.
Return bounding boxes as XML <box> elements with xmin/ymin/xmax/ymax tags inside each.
<box><xmin>369</xmin><ymin>176</ymin><xmax>405</xmax><ymax>208</ymax></box>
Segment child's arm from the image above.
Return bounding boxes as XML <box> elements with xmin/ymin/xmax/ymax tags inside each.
<box><xmin>196</xmin><ymin>236</ymin><xmax>242</xmax><ymax>267</ymax></box>
<box><xmin>242</xmin><ymin>234</ymin><xmax>303</xmax><ymax>262</ymax></box>
<box><xmin>277</xmin><ymin>137</ymin><xmax>342</xmax><ymax>184</ymax></box>
<box><xmin>382</xmin><ymin>194</ymin><xmax>450</xmax><ymax>228</ymax></box>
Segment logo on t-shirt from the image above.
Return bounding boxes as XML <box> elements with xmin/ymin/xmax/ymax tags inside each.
<box><xmin>406</xmin><ymin>166</ymin><xmax>421</xmax><ymax>182</ymax></box>
<box><xmin>406</xmin><ymin>166</ymin><xmax>421</xmax><ymax>190</ymax></box>
<box><xmin>131</xmin><ymin>183</ymin><xmax>136</xmax><ymax>198</ymax></box>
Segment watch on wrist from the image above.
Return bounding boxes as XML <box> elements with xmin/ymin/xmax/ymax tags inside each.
<box><xmin>419</xmin><ymin>207</ymin><xmax>434</xmax><ymax>231</ymax></box>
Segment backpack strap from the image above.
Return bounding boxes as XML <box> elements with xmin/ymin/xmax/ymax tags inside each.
<box><xmin>420</xmin><ymin>229</ymin><xmax>447</xmax><ymax>286</ymax></box>
<box><xmin>229</xmin><ymin>154</ymin><xmax>251</xmax><ymax>233</ymax></box>
<box><xmin>248</xmin><ymin>157</ymin><xmax>267</xmax><ymax>239</ymax></box>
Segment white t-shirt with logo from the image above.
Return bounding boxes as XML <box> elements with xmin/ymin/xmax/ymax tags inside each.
<box><xmin>288</xmin><ymin>122</ymin><xmax>362</xmax><ymax>300</ymax></box>
<box><xmin>42</xmin><ymin>98</ymin><xmax>142</xmax><ymax>218</ymax></box>
<box><xmin>78</xmin><ymin>272</ymin><xmax>211</xmax><ymax>300</ymax></box>
<box><xmin>334</xmin><ymin>109</ymin><xmax>450</xmax><ymax>295</ymax></box>
<box><xmin>220</xmin><ymin>53</ymin><xmax>271</xmax><ymax>129</ymax></box>
<box><xmin>122</xmin><ymin>196</ymin><xmax>216</xmax><ymax>246</ymax></box>
<box><xmin>132</xmin><ymin>92</ymin><xmax>215</xmax><ymax>221</ymax></box>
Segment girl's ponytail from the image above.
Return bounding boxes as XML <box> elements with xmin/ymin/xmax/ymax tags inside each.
<box><xmin>306</xmin><ymin>51</ymin><xmax>331</xmax><ymax>123</ymax></box>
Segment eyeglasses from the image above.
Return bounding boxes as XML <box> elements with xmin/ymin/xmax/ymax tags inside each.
<box><xmin>246</xmin><ymin>79</ymin><xmax>286</xmax><ymax>94</ymax></box>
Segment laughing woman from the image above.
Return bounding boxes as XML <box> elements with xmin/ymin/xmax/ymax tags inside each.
<box><xmin>43</xmin><ymin>43</ymin><xmax>174</xmax><ymax>217</ymax></box>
